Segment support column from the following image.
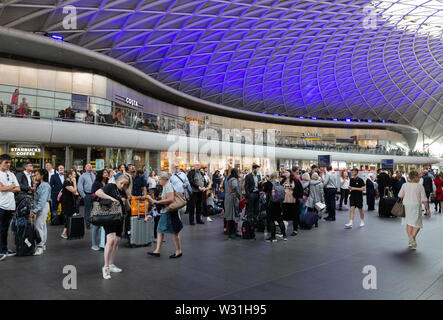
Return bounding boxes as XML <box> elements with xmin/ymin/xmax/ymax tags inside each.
<box><xmin>145</xmin><ymin>150</ymin><xmax>150</xmax><ymax>170</ymax></box>
<box><xmin>86</xmin><ymin>146</ymin><xmax>92</xmax><ymax>164</ymax></box>
<box><xmin>65</xmin><ymin>146</ymin><xmax>71</xmax><ymax>170</ymax></box>
<box><xmin>151</xmin><ymin>151</ymin><xmax>161</xmax><ymax>173</ymax></box>
<box><xmin>106</xmin><ymin>148</ymin><xmax>111</xmax><ymax>168</ymax></box>
<box><xmin>125</xmin><ymin>149</ymin><xmax>133</xmax><ymax>164</ymax></box>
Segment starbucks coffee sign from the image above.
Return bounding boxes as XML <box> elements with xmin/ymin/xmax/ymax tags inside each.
<box><xmin>10</xmin><ymin>145</ymin><xmax>42</xmax><ymax>157</ymax></box>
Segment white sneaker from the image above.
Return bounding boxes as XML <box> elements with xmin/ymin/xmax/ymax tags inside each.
<box><xmin>207</xmin><ymin>217</ymin><xmax>213</xmax><ymax>222</ymax></box>
<box><xmin>33</xmin><ymin>247</ymin><xmax>44</xmax><ymax>256</ymax></box>
<box><xmin>410</xmin><ymin>239</ymin><xmax>417</xmax><ymax>250</ymax></box>
<box><xmin>359</xmin><ymin>221</ymin><xmax>365</xmax><ymax>228</ymax></box>
<box><xmin>61</xmin><ymin>234</ymin><xmax>68</xmax><ymax>239</ymax></box>
<box><xmin>109</xmin><ymin>264</ymin><xmax>122</xmax><ymax>273</ymax></box>
<box><xmin>102</xmin><ymin>267</ymin><xmax>111</xmax><ymax>279</ymax></box>
<box><xmin>91</xmin><ymin>245</ymin><xmax>100</xmax><ymax>251</ymax></box>
<box><xmin>344</xmin><ymin>222</ymin><xmax>353</xmax><ymax>229</ymax></box>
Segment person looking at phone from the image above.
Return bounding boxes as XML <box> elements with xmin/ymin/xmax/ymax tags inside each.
<box><xmin>60</xmin><ymin>169</ymin><xmax>79</xmax><ymax>239</ymax></box>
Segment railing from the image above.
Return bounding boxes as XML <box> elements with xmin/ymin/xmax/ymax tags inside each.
<box><xmin>0</xmin><ymin>103</ymin><xmax>432</xmax><ymax>158</ymax></box>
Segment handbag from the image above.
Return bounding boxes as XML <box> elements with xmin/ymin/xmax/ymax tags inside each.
<box><xmin>166</xmin><ymin>185</ymin><xmax>187</xmax><ymax>212</ymax></box>
<box><xmin>391</xmin><ymin>198</ymin><xmax>405</xmax><ymax>217</ymax></box>
<box><xmin>89</xmin><ymin>200</ymin><xmax>123</xmax><ymax>226</ymax></box>
<box><xmin>315</xmin><ymin>202</ymin><xmax>326</xmax><ymax>212</ymax></box>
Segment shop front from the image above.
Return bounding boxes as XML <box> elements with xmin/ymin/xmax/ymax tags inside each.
<box><xmin>9</xmin><ymin>143</ymin><xmax>43</xmax><ymax>170</ymax></box>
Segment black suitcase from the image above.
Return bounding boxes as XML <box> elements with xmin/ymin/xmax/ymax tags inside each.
<box><xmin>67</xmin><ymin>215</ymin><xmax>85</xmax><ymax>239</ymax></box>
<box><xmin>379</xmin><ymin>193</ymin><xmax>397</xmax><ymax>218</ymax></box>
<box><xmin>12</xmin><ymin>216</ymin><xmax>36</xmax><ymax>256</ymax></box>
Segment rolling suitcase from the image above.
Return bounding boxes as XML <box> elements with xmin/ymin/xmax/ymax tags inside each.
<box><xmin>379</xmin><ymin>190</ymin><xmax>396</xmax><ymax>218</ymax></box>
<box><xmin>67</xmin><ymin>214</ymin><xmax>85</xmax><ymax>239</ymax></box>
<box><xmin>128</xmin><ymin>202</ymin><xmax>154</xmax><ymax>247</ymax></box>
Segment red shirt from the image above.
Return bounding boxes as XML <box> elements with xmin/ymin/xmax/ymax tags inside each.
<box><xmin>11</xmin><ymin>93</ymin><xmax>18</xmax><ymax>105</ymax></box>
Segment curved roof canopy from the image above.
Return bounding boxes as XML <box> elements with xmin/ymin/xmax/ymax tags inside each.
<box><xmin>0</xmin><ymin>0</ymin><xmax>442</xmax><ymax>141</ymax></box>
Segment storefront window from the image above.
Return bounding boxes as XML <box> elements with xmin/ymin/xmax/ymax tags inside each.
<box><xmin>9</xmin><ymin>144</ymin><xmax>43</xmax><ymax>171</ymax></box>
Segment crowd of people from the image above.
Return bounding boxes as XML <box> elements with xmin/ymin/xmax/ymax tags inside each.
<box><xmin>1</xmin><ymin>152</ymin><xmax>442</xmax><ymax>279</ymax></box>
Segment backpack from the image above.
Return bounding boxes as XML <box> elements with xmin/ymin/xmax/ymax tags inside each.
<box><xmin>270</xmin><ymin>181</ymin><xmax>285</xmax><ymax>203</ymax></box>
<box><xmin>15</xmin><ymin>193</ymin><xmax>32</xmax><ymax>218</ymax></box>
<box><xmin>422</xmin><ymin>176</ymin><xmax>433</xmax><ymax>194</ymax></box>
<box><xmin>292</xmin><ymin>179</ymin><xmax>303</xmax><ymax>200</ymax></box>
<box><xmin>241</xmin><ymin>220</ymin><xmax>255</xmax><ymax>239</ymax></box>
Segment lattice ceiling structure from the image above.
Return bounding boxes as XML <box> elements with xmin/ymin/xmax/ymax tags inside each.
<box><xmin>1</xmin><ymin>0</ymin><xmax>442</xmax><ymax>140</ymax></box>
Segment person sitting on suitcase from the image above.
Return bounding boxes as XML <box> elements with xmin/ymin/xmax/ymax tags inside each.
<box><xmin>29</xmin><ymin>169</ymin><xmax>51</xmax><ymax>256</ymax></box>
<box><xmin>206</xmin><ymin>192</ymin><xmax>223</xmax><ymax>216</ymax></box>
<box><xmin>344</xmin><ymin>168</ymin><xmax>366</xmax><ymax>229</ymax></box>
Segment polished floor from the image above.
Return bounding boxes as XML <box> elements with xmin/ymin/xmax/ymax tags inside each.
<box><xmin>1</xmin><ymin>202</ymin><xmax>443</xmax><ymax>300</ymax></box>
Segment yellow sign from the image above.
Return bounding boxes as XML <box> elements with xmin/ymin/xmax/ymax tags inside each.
<box><xmin>185</xmin><ymin>116</ymin><xmax>205</xmax><ymax>124</ymax></box>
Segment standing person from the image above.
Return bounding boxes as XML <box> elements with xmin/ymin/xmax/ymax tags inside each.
<box><xmin>419</xmin><ymin>170</ymin><xmax>435</xmax><ymax>204</ymax></box>
<box><xmin>292</xmin><ymin>166</ymin><xmax>301</xmax><ymax>181</ymax></box>
<box><xmin>147</xmin><ymin>170</ymin><xmax>158</xmax><ymax>191</ymax></box>
<box><xmin>345</xmin><ymin>169</ymin><xmax>366</xmax><ymax>229</ymax></box>
<box><xmin>263</xmin><ymin>171</ymin><xmax>286</xmax><ymax>242</ymax></box>
<box><xmin>0</xmin><ymin>154</ymin><xmax>20</xmax><ymax>261</ymax></box>
<box><xmin>169</xmin><ymin>163</ymin><xmax>192</xmax><ymax>215</ymax></box>
<box><xmin>60</xmin><ymin>169</ymin><xmax>79</xmax><ymax>239</ymax></box>
<box><xmin>187</xmin><ymin>162</ymin><xmax>205</xmax><ymax>225</ymax></box>
<box><xmin>300</xmin><ymin>173</ymin><xmax>311</xmax><ymax>220</ymax></box>
<box><xmin>390</xmin><ymin>170</ymin><xmax>406</xmax><ymax>198</ymax></box>
<box><xmin>244</xmin><ymin>164</ymin><xmax>261</xmax><ymax>223</ymax></box>
<box><xmin>77</xmin><ymin>163</ymin><xmax>96</xmax><ymax>230</ymax></box>
<box><xmin>95</xmin><ymin>174</ymin><xmax>132</xmax><ymax>279</ymax></box>
<box><xmin>212</xmin><ymin>170</ymin><xmax>222</xmax><ymax>193</ymax></box>
<box><xmin>433</xmin><ymin>173</ymin><xmax>443</xmax><ymax>213</ymax></box>
<box><xmin>338</xmin><ymin>171</ymin><xmax>350</xmax><ymax>210</ymax></box>
<box><xmin>398</xmin><ymin>170</ymin><xmax>430</xmax><ymax>250</ymax></box>
<box><xmin>376</xmin><ymin>169</ymin><xmax>390</xmax><ymax>198</ymax></box>
<box><xmin>366</xmin><ymin>173</ymin><xmax>377</xmax><ymax>211</ymax></box>
<box><xmin>10</xmin><ymin>89</ymin><xmax>19</xmax><ymax>113</ymax></box>
<box><xmin>16</xmin><ymin>162</ymin><xmax>35</xmax><ymax>195</ymax></box>
<box><xmin>147</xmin><ymin>172</ymin><xmax>183</xmax><ymax>258</ymax></box>
<box><xmin>115</xmin><ymin>164</ymin><xmax>127</xmax><ymax>181</ymax></box>
<box><xmin>323</xmin><ymin>166</ymin><xmax>339</xmax><ymax>221</ymax></box>
<box><xmin>305</xmin><ymin>172</ymin><xmax>324</xmax><ymax>223</ymax></box>
<box><xmin>281</xmin><ymin>169</ymin><xmax>301</xmax><ymax>236</ymax></box>
<box><xmin>90</xmin><ymin>170</ymin><xmax>109</xmax><ymax>251</ymax></box>
<box><xmin>201</xmin><ymin>167</ymin><xmax>212</xmax><ymax>221</ymax></box>
<box><xmin>108</xmin><ymin>169</ymin><xmax>116</xmax><ymax>184</ymax></box>
<box><xmin>29</xmin><ymin>169</ymin><xmax>51</xmax><ymax>256</ymax></box>
<box><xmin>223</xmin><ymin>168</ymin><xmax>242</xmax><ymax>240</ymax></box>
<box><xmin>45</xmin><ymin>163</ymin><xmax>55</xmax><ymax>183</ymax></box>
<box><xmin>49</xmin><ymin>165</ymin><xmax>65</xmax><ymax>223</ymax></box>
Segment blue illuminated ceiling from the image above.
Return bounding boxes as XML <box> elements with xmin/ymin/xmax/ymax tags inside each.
<box><xmin>0</xmin><ymin>0</ymin><xmax>442</xmax><ymax>139</ymax></box>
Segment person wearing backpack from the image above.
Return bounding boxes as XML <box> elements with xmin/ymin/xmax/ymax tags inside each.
<box><xmin>263</xmin><ymin>171</ymin><xmax>286</xmax><ymax>243</ymax></box>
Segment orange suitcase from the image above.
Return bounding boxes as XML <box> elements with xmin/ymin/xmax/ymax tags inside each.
<box><xmin>130</xmin><ymin>197</ymin><xmax>148</xmax><ymax>216</ymax></box>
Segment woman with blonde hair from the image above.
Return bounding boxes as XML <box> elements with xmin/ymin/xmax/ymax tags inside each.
<box><xmin>398</xmin><ymin>170</ymin><xmax>430</xmax><ymax>250</ymax></box>
<box><xmin>147</xmin><ymin>171</ymin><xmax>183</xmax><ymax>258</ymax></box>
<box><xmin>95</xmin><ymin>173</ymin><xmax>131</xmax><ymax>279</ymax></box>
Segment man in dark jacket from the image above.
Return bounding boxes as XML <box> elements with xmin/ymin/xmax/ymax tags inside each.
<box><xmin>187</xmin><ymin>162</ymin><xmax>205</xmax><ymax>225</ymax></box>
<box><xmin>244</xmin><ymin>164</ymin><xmax>261</xmax><ymax>222</ymax></box>
<box><xmin>49</xmin><ymin>165</ymin><xmax>65</xmax><ymax>221</ymax></box>
<box><xmin>376</xmin><ymin>169</ymin><xmax>390</xmax><ymax>197</ymax></box>
<box><xmin>15</xmin><ymin>162</ymin><xmax>34</xmax><ymax>195</ymax></box>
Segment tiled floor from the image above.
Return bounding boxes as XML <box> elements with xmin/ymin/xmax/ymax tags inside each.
<box><xmin>1</xmin><ymin>203</ymin><xmax>443</xmax><ymax>300</ymax></box>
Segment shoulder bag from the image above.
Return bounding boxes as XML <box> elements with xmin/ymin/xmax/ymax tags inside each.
<box><xmin>391</xmin><ymin>198</ymin><xmax>405</xmax><ymax>217</ymax></box>
<box><xmin>166</xmin><ymin>185</ymin><xmax>187</xmax><ymax>212</ymax></box>
<box><xmin>89</xmin><ymin>198</ymin><xmax>123</xmax><ymax>226</ymax></box>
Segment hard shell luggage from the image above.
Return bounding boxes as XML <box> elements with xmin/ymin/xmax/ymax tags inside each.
<box><xmin>67</xmin><ymin>214</ymin><xmax>85</xmax><ymax>239</ymax></box>
<box><xmin>11</xmin><ymin>216</ymin><xmax>36</xmax><ymax>256</ymax></box>
<box><xmin>128</xmin><ymin>199</ymin><xmax>154</xmax><ymax>247</ymax></box>
<box><xmin>379</xmin><ymin>190</ymin><xmax>396</xmax><ymax>218</ymax></box>
<box><xmin>130</xmin><ymin>197</ymin><xmax>149</xmax><ymax>216</ymax></box>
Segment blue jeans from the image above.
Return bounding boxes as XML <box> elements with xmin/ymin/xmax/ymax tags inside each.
<box><xmin>92</xmin><ymin>225</ymin><xmax>106</xmax><ymax>248</ymax></box>
<box><xmin>83</xmin><ymin>194</ymin><xmax>92</xmax><ymax>227</ymax></box>
<box><xmin>0</xmin><ymin>208</ymin><xmax>14</xmax><ymax>253</ymax></box>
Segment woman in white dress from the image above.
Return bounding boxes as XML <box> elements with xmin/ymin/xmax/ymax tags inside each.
<box><xmin>398</xmin><ymin>170</ymin><xmax>430</xmax><ymax>250</ymax></box>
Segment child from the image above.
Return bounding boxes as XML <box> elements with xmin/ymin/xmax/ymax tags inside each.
<box><xmin>147</xmin><ymin>189</ymin><xmax>161</xmax><ymax>243</ymax></box>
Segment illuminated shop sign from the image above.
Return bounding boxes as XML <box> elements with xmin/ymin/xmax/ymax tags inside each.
<box><xmin>303</xmin><ymin>132</ymin><xmax>322</xmax><ymax>137</ymax></box>
<box><xmin>10</xmin><ymin>146</ymin><xmax>42</xmax><ymax>156</ymax></box>
<box><xmin>185</xmin><ymin>116</ymin><xmax>205</xmax><ymax>124</ymax></box>
<box><xmin>115</xmin><ymin>94</ymin><xmax>144</xmax><ymax>109</ymax></box>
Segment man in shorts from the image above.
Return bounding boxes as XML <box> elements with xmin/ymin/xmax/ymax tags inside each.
<box><xmin>345</xmin><ymin>168</ymin><xmax>366</xmax><ymax>229</ymax></box>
